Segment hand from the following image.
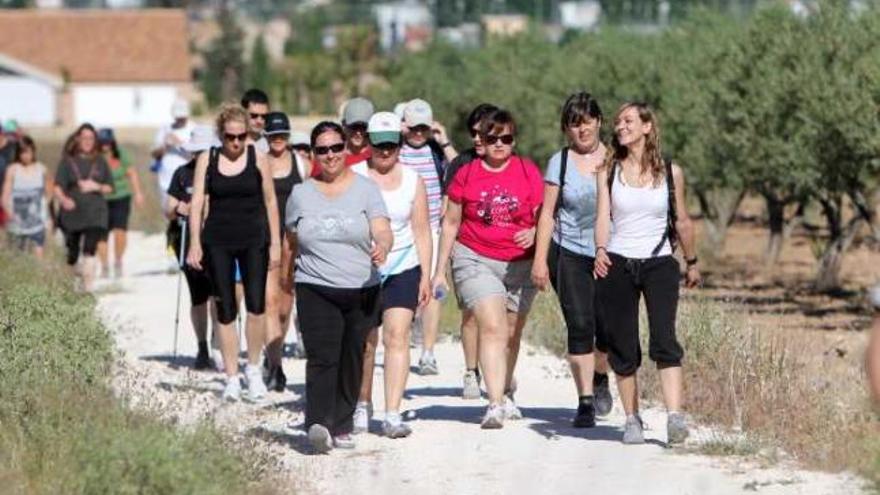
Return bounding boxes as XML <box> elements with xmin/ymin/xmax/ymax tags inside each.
<box><xmin>593</xmin><ymin>248</ymin><xmax>612</xmax><ymax>279</ymax></box>
<box><xmin>269</xmin><ymin>243</ymin><xmax>281</xmax><ymax>270</ymax></box>
<box><xmin>133</xmin><ymin>192</ymin><xmax>145</xmax><ymax>208</ymax></box>
<box><xmin>432</xmin><ymin>121</ymin><xmax>449</xmax><ymax>144</ymax></box>
<box><xmin>60</xmin><ymin>196</ymin><xmax>76</xmax><ymax>211</ymax></box>
<box><xmin>431</xmin><ymin>274</ymin><xmax>448</xmax><ymax>296</ymax></box>
<box><xmin>186</xmin><ymin>243</ymin><xmax>203</xmax><ymax>271</ymax></box>
<box><xmin>417</xmin><ymin>277</ymin><xmax>431</xmax><ymax>308</ymax></box>
<box><xmin>166</xmin><ymin>134</ymin><xmax>182</xmax><ymax>148</ymax></box>
<box><xmin>176</xmin><ymin>201</ymin><xmax>191</xmax><ymax>217</ymax></box>
<box><xmin>78</xmin><ymin>179</ymin><xmax>98</xmax><ymax>193</ymax></box>
<box><xmin>514</xmin><ymin>227</ymin><xmax>536</xmax><ymax>249</ymax></box>
<box><xmin>685</xmin><ymin>265</ymin><xmax>702</xmax><ymax>288</ymax></box>
<box><xmin>370</xmin><ymin>242</ymin><xmax>388</xmax><ymax>266</ymax></box>
<box><xmin>531</xmin><ymin>260</ymin><xmax>551</xmax><ymax>291</ymax></box>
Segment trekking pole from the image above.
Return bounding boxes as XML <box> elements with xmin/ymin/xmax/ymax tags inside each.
<box><xmin>173</xmin><ymin>218</ymin><xmax>187</xmax><ymax>359</ymax></box>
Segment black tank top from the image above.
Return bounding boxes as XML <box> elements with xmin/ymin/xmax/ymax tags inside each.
<box><xmin>202</xmin><ymin>145</ymin><xmax>268</xmax><ymax>247</ymax></box>
<box><xmin>272</xmin><ymin>150</ymin><xmax>303</xmax><ymax>229</ymax></box>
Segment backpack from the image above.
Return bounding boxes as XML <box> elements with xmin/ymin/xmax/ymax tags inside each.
<box><xmin>427</xmin><ymin>139</ymin><xmax>448</xmax><ymax>194</ymax></box>
<box><xmin>607</xmin><ymin>158</ymin><xmax>677</xmax><ymax>256</ymax></box>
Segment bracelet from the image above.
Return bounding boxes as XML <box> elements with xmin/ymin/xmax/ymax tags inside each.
<box><xmin>686</xmin><ymin>256</ymin><xmax>698</xmax><ymax>267</ymax></box>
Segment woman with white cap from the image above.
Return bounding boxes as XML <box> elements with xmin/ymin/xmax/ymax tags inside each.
<box><xmin>152</xmin><ymin>99</ymin><xmax>194</xmax><ymax>210</ymax></box>
<box><xmin>166</xmin><ymin>125</ymin><xmax>220</xmax><ymax>370</ymax></box>
<box><xmin>352</xmin><ymin>111</ymin><xmax>432</xmax><ymax>439</ymax></box>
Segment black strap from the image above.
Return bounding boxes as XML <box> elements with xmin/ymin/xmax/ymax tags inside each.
<box><xmin>651</xmin><ymin>159</ymin><xmax>677</xmax><ymax>256</ymax></box>
<box><xmin>554</xmin><ymin>147</ymin><xmax>569</xmax><ymax>300</ymax></box>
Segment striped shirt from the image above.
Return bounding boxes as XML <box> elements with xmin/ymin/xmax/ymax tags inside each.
<box><xmin>400</xmin><ymin>143</ymin><xmax>442</xmax><ymax>230</ymax></box>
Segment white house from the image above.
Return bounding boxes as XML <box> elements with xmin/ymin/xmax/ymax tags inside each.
<box><xmin>373</xmin><ymin>1</ymin><xmax>434</xmax><ymax>52</ymax></box>
<box><xmin>0</xmin><ymin>9</ymin><xmax>192</xmax><ymax>128</ymax></box>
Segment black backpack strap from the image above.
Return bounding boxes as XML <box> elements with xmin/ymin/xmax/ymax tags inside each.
<box><xmin>206</xmin><ymin>146</ymin><xmax>220</xmax><ymax>191</ymax></box>
<box><xmin>553</xmin><ymin>147</ymin><xmax>568</xmax><ymax>218</ymax></box>
<box><xmin>651</xmin><ymin>158</ymin><xmax>677</xmax><ymax>256</ymax></box>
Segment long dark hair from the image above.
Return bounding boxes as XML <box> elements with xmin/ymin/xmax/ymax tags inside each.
<box><xmin>64</xmin><ymin>123</ymin><xmax>99</xmax><ymax>158</ymax></box>
<box><xmin>98</xmin><ymin>129</ymin><xmax>121</xmax><ymax>160</ymax></box>
<box><xmin>14</xmin><ymin>135</ymin><xmax>36</xmax><ymax>164</ymax></box>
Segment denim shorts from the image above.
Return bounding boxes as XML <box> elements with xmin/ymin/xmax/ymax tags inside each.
<box><xmin>450</xmin><ymin>241</ymin><xmax>536</xmax><ymax>314</ymax></box>
<box><xmin>9</xmin><ymin>230</ymin><xmax>46</xmax><ymax>249</ymax></box>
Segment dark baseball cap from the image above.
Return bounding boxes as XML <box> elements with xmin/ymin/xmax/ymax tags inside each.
<box><xmin>264</xmin><ymin>112</ymin><xmax>291</xmax><ymax>136</ymax></box>
<box><xmin>97</xmin><ymin>128</ymin><xmax>115</xmax><ymax>144</ymax></box>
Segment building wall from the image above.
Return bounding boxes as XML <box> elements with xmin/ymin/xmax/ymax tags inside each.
<box><xmin>0</xmin><ymin>76</ymin><xmax>57</xmax><ymax>126</ymax></box>
<box><xmin>71</xmin><ymin>83</ymin><xmax>191</xmax><ymax>127</ymax></box>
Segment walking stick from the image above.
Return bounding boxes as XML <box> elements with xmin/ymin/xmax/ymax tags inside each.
<box><xmin>173</xmin><ymin>218</ymin><xmax>187</xmax><ymax>359</ymax></box>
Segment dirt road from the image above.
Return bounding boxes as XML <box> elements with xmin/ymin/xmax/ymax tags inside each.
<box><xmin>97</xmin><ymin>232</ymin><xmax>866</xmax><ymax>495</ymax></box>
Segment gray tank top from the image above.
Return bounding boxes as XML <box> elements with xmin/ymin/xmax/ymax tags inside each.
<box><xmin>9</xmin><ymin>164</ymin><xmax>46</xmax><ymax>235</ymax></box>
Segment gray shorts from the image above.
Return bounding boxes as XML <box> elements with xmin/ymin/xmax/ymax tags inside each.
<box><xmin>451</xmin><ymin>242</ymin><xmax>537</xmax><ymax>314</ymax></box>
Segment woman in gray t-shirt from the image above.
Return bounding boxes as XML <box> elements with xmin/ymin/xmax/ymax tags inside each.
<box><xmin>285</xmin><ymin>121</ymin><xmax>392</xmax><ymax>453</ymax></box>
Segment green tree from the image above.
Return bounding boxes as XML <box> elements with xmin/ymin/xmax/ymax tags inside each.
<box><xmin>200</xmin><ymin>3</ymin><xmax>245</xmax><ymax>107</ymax></box>
<box><xmin>247</xmin><ymin>35</ymin><xmax>276</xmax><ymax>98</ymax></box>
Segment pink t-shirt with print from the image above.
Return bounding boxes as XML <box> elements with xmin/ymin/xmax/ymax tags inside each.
<box><xmin>447</xmin><ymin>156</ymin><xmax>544</xmax><ymax>262</ymax></box>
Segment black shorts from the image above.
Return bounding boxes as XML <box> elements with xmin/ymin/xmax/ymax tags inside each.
<box><xmin>107</xmin><ymin>197</ymin><xmax>132</xmax><ymax>231</ymax></box>
<box><xmin>548</xmin><ymin>241</ymin><xmax>608</xmax><ymax>355</ymax></box>
<box><xmin>380</xmin><ymin>265</ymin><xmax>421</xmax><ymax>314</ymax></box>
<box><xmin>65</xmin><ymin>227</ymin><xmax>105</xmax><ymax>265</ymax></box>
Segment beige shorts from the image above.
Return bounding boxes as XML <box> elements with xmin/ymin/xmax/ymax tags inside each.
<box><xmin>451</xmin><ymin>242</ymin><xmax>537</xmax><ymax>314</ymax></box>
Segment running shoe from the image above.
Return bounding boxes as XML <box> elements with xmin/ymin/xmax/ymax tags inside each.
<box><xmin>667</xmin><ymin>412</ymin><xmax>689</xmax><ymax>444</ymax></box>
<box><xmin>382</xmin><ymin>417</ymin><xmax>413</xmax><ymax>439</ymax></box>
<box><xmin>308</xmin><ymin>424</ymin><xmax>333</xmax><ymax>454</ymax></box>
<box><xmin>622</xmin><ymin>414</ymin><xmax>645</xmax><ymax>444</ymax></box>
<box><xmin>212</xmin><ymin>350</ymin><xmax>225</xmax><ymax>373</ymax></box>
<box><xmin>502</xmin><ymin>393</ymin><xmax>523</xmax><ymax>420</ymax></box>
<box><xmin>194</xmin><ymin>348</ymin><xmax>211</xmax><ymax>370</ymax></box>
<box><xmin>572</xmin><ymin>400</ymin><xmax>596</xmax><ymax>428</ymax></box>
<box><xmin>333</xmin><ymin>433</ymin><xmax>356</xmax><ymax>449</ymax></box>
<box><xmin>222</xmin><ymin>376</ymin><xmax>241</xmax><ymax>402</ymax></box>
<box><xmin>481</xmin><ymin>403</ymin><xmax>505</xmax><ymax>429</ymax></box>
<box><xmin>593</xmin><ymin>373</ymin><xmax>613</xmax><ymax>417</ymax></box>
<box><xmin>352</xmin><ymin>402</ymin><xmax>372</xmax><ymax>434</ymax></box>
<box><xmin>244</xmin><ymin>364</ymin><xmax>267</xmax><ymax>402</ymax></box>
<box><xmin>462</xmin><ymin>370</ymin><xmax>481</xmax><ymax>400</ymax></box>
<box><xmin>418</xmin><ymin>353</ymin><xmax>439</xmax><ymax>376</ymax></box>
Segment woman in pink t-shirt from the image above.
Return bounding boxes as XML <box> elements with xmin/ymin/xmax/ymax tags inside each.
<box><xmin>432</xmin><ymin>108</ymin><xmax>543</xmax><ymax>429</ymax></box>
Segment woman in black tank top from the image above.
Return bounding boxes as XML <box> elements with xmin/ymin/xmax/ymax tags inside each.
<box><xmin>187</xmin><ymin>103</ymin><xmax>281</xmax><ymax>402</ymax></box>
<box><xmin>262</xmin><ymin>111</ymin><xmax>311</xmax><ymax>390</ymax></box>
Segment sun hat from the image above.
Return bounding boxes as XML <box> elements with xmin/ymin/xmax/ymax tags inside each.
<box><xmin>182</xmin><ymin>125</ymin><xmax>219</xmax><ymax>153</ymax></box>
<box><xmin>342</xmin><ymin>97</ymin><xmax>375</xmax><ymax>126</ymax></box>
<box><xmin>264</xmin><ymin>112</ymin><xmax>291</xmax><ymax>136</ymax></box>
<box><xmin>367</xmin><ymin>111</ymin><xmax>402</xmax><ymax>145</ymax></box>
<box><xmin>403</xmin><ymin>99</ymin><xmax>433</xmax><ymax>128</ymax></box>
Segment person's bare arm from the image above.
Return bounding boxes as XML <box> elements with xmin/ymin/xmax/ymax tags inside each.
<box><xmin>432</xmin><ymin>121</ymin><xmax>458</xmax><ymax>162</ymax></box>
<box><xmin>126</xmin><ymin>166</ymin><xmax>145</xmax><ymax>207</ymax></box>
<box><xmin>411</xmin><ymin>178</ymin><xmax>432</xmax><ymax>307</ymax></box>
<box><xmin>672</xmin><ymin>163</ymin><xmax>700</xmax><ymax>287</ymax></box>
<box><xmin>431</xmin><ymin>200</ymin><xmax>462</xmax><ymax>291</ymax></box>
<box><xmin>531</xmin><ymin>183</ymin><xmax>559</xmax><ymax>291</ymax></box>
<box><xmin>186</xmin><ymin>153</ymin><xmax>209</xmax><ymax>270</ymax></box>
<box><xmin>257</xmin><ymin>154</ymin><xmax>281</xmax><ymax>269</ymax></box>
<box><xmin>593</xmin><ymin>167</ymin><xmax>612</xmax><ymax>278</ymax></box>
<box><xmin>369</xmin><ymin>217</ymin><xmax>393</xmax><ymax>266</ymax></box>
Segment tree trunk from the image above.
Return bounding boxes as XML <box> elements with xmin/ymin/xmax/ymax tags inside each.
<box><xmin>765</xmin><ymin>196</ymin><xmax>786</xmax><ymax>267</ymax></box>
<box><xmin>697</xmin><ymin>188</ymin><xmax>745</xmax><ymax>255</ymax></box>
<box><xmin>815</xmin><ymin>216</ymin><xmax>862</xmax><ymax>292</ymax></box>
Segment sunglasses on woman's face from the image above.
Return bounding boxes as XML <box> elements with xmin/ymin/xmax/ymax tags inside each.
<box><xmin>224</xmin><ymin>132</ymin><xmax>248</xmax><ymax>143</ymax></box>
<box><xmin>484</xmin><ymin>134</ymin><xmax>514</xmax><ymax>146</ymax></box>
<box><xmin>314</xmin><ymin>143</ymin><xmax>345</xmax><ymax>155</ymax></box>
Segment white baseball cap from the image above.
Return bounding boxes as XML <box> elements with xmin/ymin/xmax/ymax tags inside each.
<box><xmin>182</xmin><ymin>125</ymin><xmax>219</xmax><ymax>153</ymax></box>
<box><xmin>393</xmin><ymin>101</ymin><xmax>408</xmax><ymax>119</ymax></box>
<box><xmin>403</xmin><ymin>99</ymin><xmax>432</xmax><ymax>128</ymax></box>
<box><xmin>171</xmin><ymin>99</ymin><xmax>190</xmax><ymax>119</ymax></box>
<box><xmin>367</xmin><ymin>111</ymin><xmax>402</xmax><ymax>145</ymax></box>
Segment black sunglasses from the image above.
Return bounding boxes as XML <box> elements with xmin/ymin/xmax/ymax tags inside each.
<box><xmin>249</xmin><ymin>113</ymin><xmax>267</xmax><ymax>120</ymax></box>
<box><xmin>314</xmin><ymin>143</ymin><xmax>345</xmax><ymax>155</ymax></box>
<box><xmin>371</xmin><ymin>142</ymin><xmax>400</xmax><ymax>152</ymax></box>
<box><xmin>224</xmin><ymin>132</ymin><xmax>248</xmax><ymax>142</ymax></box>
<box><xmin>410</xmin><ymin>124</ymin><xmax>431</xmax><ymax>133</ymax></box>
<box><xmin>346</xmin><ymin>123</ymin><xmax>368</xmax><ymax>133</ymax></box>
<box><xmin>484</xmin><ymin>134</ymin><xmax>514</xmax><ymax>145</ymax></box>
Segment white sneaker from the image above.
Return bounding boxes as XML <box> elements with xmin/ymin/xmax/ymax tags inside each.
<box><xmin>503</xmin><ymin>393</ymin><xmax>523</xmax><ymax>420</ymax></box>
<box><xmin>244</xmin><ymin>364</ymin><xmax>267</xmax><ymax>402</ymax></box>
<box><xmin>352</xmin><ymin>402</ymin><xmax>372</xmax><ymax>434</ymax></box>
<box><xmin>462</xmin><ymin>370</ymin><xmax>481</xmax><ymax>400</ymax></box>
<box><xmin>222</xmin><ymin>376</ymin><xmax>241</xmax><ymax>402</ymax></box>
<box><xmin>481</xmin><ymin>403</ymin><xmax>505</xmax><ymax>429</ymax></box>
<box><xmin>212</xmin><ymin>351</ymin><xmax>225</xmax><ymax>373</ymax></box>
<box><xmin>382</xmin><ymin>413</ymin><xmax>413</xmax><ymax>439</ymax></box>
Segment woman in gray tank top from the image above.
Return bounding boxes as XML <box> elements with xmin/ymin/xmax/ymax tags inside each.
<box><xmin>1</xmin><ymin>135</ymin><xmax>50</xmax><ymax>258</ymax></box>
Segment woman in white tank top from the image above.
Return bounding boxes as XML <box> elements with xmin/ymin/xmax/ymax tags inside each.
<box><xmin>352</xmin><ymin>111</ymin><xmax>432</xmax><ymax>439</ymax></box>
<box><xmin>593</xmin><ymin>102</ymin><xmax>701</xmax><ymax>446</ymax></box>
<box><xmin>1</xmin><ymin>135</ymin><xmax>50</xmax><ymax>259</ymax></box>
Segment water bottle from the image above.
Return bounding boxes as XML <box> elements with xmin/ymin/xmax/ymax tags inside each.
<box><xmin>433</xmin><ymin>284</ymin><xmax>448</xmax><ymax>302</ymax></box>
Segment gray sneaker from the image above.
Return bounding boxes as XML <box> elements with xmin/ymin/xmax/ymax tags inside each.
<box><xmin>667</xmin><ymin>412</ymin><xmax>689</xmax><ymax>444</ymax></box>
<box><xmin>244</xmin><ymin>364</ymin><xmax>267</xmax><ymax>402</ymax></box>
<box><xmin>593</xmin><ymin>374</ymin><xmax>613</xmax><ymax>417</ymax></box>
<box><xmin>418</xmin><ymin>353</ymin><xmax>439</xmax><ymax>375</ymax></box>
<box><xmin>222</xmin><ymin>376</ymin><xmax>241</xmax><ymax>402</ymax></box>
<box><xmin>502</xmin><ymin>393</ymin><xmax>523</xmax><ymax>420</ymax></box>
<box><xmin>462</xmin><ymin>370</ymin><xmax>481</xmax><ymax>400</ymax></box>
<box><xmin>382</xmin><ymin>418</ymin><xmax>413</xmax><ymax>439</ymax></box>
<box><xmin>352</xmin><ymin>403</ymin><xmax>372</xmax><ymax>434</ymax></box>
<box><xmin>622</xmin><ymin>415</ymin><xmax>645</xmax><ymax>444</ymax></box>
<box><xmin>308</xmin><ymin>424</ymin><xmax>333</xmax><ymax>454</ymax></box>
<box><xmin>481</xmin><ymin>403</ymin><xmax>505</xmax><ymax>429</ymax></box>
<box><xmin>333</xmin><ymin>433</ymin><xmax>356</xmax><ymax>449</ymax></box>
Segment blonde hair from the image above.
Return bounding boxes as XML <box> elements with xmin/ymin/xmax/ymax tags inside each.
<box><xmin>215</xmin><ymin>102</ymin><xmax>250</xmax><ymax>138</ymax></box>
<box><xmin>603</xmin><ymin>102</ymin><xmax>665</xmax><ymax>187</ymax></box>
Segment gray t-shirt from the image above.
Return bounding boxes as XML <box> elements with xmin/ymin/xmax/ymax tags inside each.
<box><xmin>545</xmin><ymin>149</ymin><xmax>598</xmax><ymax>257</ymax></box>
<box><xmin>286</xmin><ymin>174</ymin><xmax>389</xmax><ymax>288</ymax></box>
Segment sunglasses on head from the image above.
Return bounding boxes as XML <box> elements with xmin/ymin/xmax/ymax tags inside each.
<box><xmin>372</xmin><ymin>142</ymin><xmax>400</xmax><ymax>152</ymax></box>
<box><xmin>314</xmin><ymin>143</ymin><xmax>345</xmax><ymax>155</ymax></box>
<box><xmin>484</xmin><ymin>134</ymin><xmax>514</xmax><ymax>145</ymax></box>
<box><xmin>249</xmin><ymin>113</ymin><xmax>267</xmax><ymax>120</ymax></box>
<box><xmin>224</xmin><ymin>132</ymin><xmax>248</xmax><ymax>143</ymax></box>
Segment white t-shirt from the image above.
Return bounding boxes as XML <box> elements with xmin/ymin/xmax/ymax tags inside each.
<box><xmin>154</xmin><ymin>121</ymin><xmax>195</xmax><ymax>196</ymax></box>
<box><xmin>352</xmin><ymin>162</ymin><xmax>420</xmax><ymax>276</ymax></box>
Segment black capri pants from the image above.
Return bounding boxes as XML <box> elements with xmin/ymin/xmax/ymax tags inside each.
<box><xmin>204</xmin><ymin>243</ymin><xmax>268</xmax><ymax>324</ymax></box>
<box><xmin>548</xmin><ymin>241</ymin><xmax>608</xmax><ymax>355</ymax></box>
<box><xmin>171</xmin><ymin>231</ymin><xmax>212</xmax><ymax>307</ymax></box>
<box><xmin>297</xmin><ymin>283</ymin><xmax>380</xmax><ymax>436</ymax></box>
<box><xmin>65</xmin><ymin>227</ymin><xmax>105</xmax><ymax>265</ymax></box>
<box><xmin>596</xmin><ymin>253</ymin><xmax>683</xmax><ymax>376</ymax></box>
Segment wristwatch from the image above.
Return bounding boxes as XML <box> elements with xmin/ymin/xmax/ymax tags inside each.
<box><xmin>686</xmin><ymin>256</ymin><xmax>698</xmax><ymax>267</ymax></box>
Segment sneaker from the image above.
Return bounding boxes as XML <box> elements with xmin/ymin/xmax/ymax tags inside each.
<box><xmin>572</xmin><ymin>400</ymin><xmax>596</xmax><ymax>428</ymax></box>
<box><xmin>113</xmin><ymin>262</ymin><xmax>123</xmax><ymax>279</ymax></box>
<box><xmin>352</xmin><ymin>402</ymin><xmax>372</xmax><ymax>434</ymax></box>
<box><xmin>212</xmin><ymin>350</ymin><xmax>225</xmax><ymax>373</ymax></box>
<box><xmin>222</xmin><ymin>376</ymin><xmax>241</xmax><ymax>402</ymax></box>
<box><xmin>667</xmin><ymin>412</ymin><xmax>689</xmax><ymax>444</ymax></box>
<box><xmin>622</xmin><ymin>414</ymin><xmax>645</xmax><ymax>444</ymax></box>
<box><xmin>481</xmin><ymin>403</ymin><xmax>505</xmax><ymax>429</ymax></box>
<box><xmin>462</xmin><ymin>370</ymin><xmax>481</xmax><ymax>400</ymax></box>
<box><xmin>332</xmin><ymin>433</ymin><xmax>356</xmax><ymax>449</ymax></box>
<box><xmin>593</xmin><ymin>373</ymin><xmax>613</xmax><ymax>417</ymax></box>
<box><xmin>307</xmin><ymin>424</ymin><xmax>333</xmax><ymax>454</ymax></box>
<box><xmin>502</xmin><ymin>393</ymin><xmax>523</xmax><ymax>420</ymax></box>
<box><xmin>418</xmin><ymin>354</ymin><xmax>439</xmax><ymax>376</ymax></box>
<box><xmin>244</xmin><ymin>364</ymin><xmax>267</xmax><ymax>402</ymax></box>
<box><xmin>382</xmin><ymin>416</ymin><xmax>413</xmax><ymax>439</ymax></box>
<box><xmin>193</xmin><ymin>347</ymin><xmax>211</xmax><ymax>370</ymax></box>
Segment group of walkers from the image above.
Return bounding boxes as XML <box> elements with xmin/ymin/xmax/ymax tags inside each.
<box><xmin>1</xmin><ymin>87</ymin><xmax>703</xmax><ymax>454</ymax></box>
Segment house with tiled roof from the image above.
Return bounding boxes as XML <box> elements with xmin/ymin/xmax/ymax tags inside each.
<box><xmin>0</xmin><ymin>9</ymin><xmax>192</xmax><ymax>127</ymax></box>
